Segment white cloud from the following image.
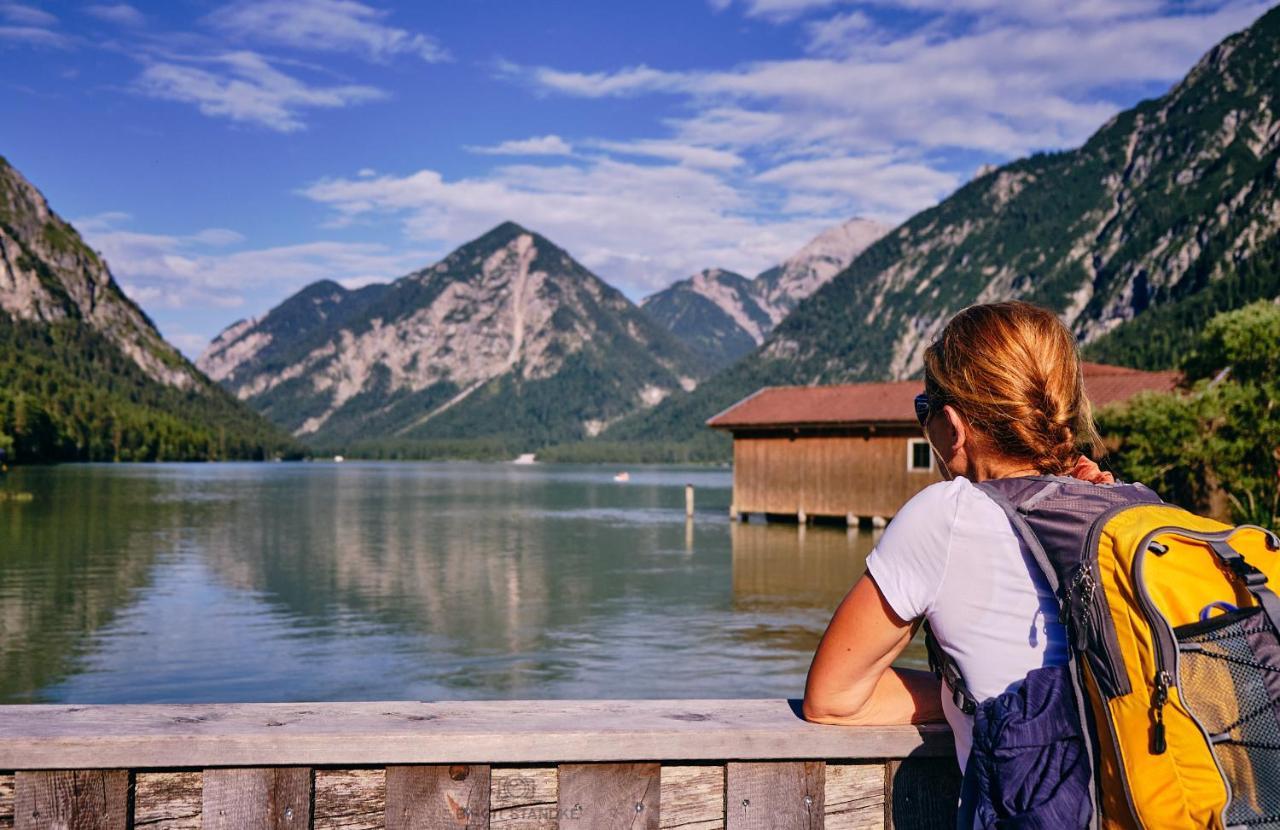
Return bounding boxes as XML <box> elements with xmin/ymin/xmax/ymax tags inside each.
<box><xmin>133</xmin><ymin>50</ymin><xmax>386</xmax><ymax>132</ymax></box>
<box><xmin>711</xmin><ymin>0</ymin><xmax>846</xmax><ymax>19</ymax></box>
<box><xmin>754</xmin><ymin>155</ymin><xmax>959</xmax><ymax>215</ymax></box>
<box><xmin>528</xmin><ymin>64</ymin><xmax>685</xmax><ymax>98</ymax></box>
<box><xmin>467</xmin><ymin>135</ymin><xmax>575</xmax><ymax>156</ymax></box>
<box><xmin>207</xmin><ymin>0</ymin><xmax>448</xmax><ymax>63</ymax></box>
<box><xmin>586</xmin><ymin>139</ymin><xmax>744</xmax><ymax>169</ymax></box>
<box><xmin>77</xmin><ymin>213</ymin><xmax>431</xmax><ymax>316</ymax></box>
<box><xmin>301</xmin><ymin>159</ymin><xmax>845</xmax><ymax>294</ymax></box>
<box><xmin>85</xmin><ymin>4</ymin><xmax>145</xmax><ymax>26</ymax></box>
<box><xmin>520</xmin><ymin>1</ymin><xmax>1270</xmax><ymax>161</ymax></box>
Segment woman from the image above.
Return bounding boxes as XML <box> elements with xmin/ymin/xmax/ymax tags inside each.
<box><xmin>802</xmin><ymin>301</ymin><xmax>1110</xmax><ymax>798</ymax></box>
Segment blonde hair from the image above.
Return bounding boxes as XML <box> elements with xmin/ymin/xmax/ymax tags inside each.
<box><xmin>922</xmin><ymin>301</ymin><xmax>1102</xmax><ymax>475</ymax></box>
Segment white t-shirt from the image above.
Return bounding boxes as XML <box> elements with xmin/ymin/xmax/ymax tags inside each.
<box><xmin>865</xmin><ymin>477</ymin><xmax>1068</xmax><ymax>770</ymax></box>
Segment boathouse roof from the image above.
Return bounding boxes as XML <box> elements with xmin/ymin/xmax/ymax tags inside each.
<box><xmin>707</xmin><ymin>362</ymin><xmax>1180</xmax><ymax>430</ymax></box>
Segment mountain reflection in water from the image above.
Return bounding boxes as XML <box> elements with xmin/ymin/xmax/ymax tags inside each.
<box><xmin>0</xmin><ymin>462</ymin><xmax>923</xmax><ymax>704</ymax></box>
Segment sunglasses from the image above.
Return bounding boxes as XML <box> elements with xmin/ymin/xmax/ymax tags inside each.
<box><xmin>914</xmin><ymin>392</ymin><xmax>931</xmax><ymax>428</ymax></box>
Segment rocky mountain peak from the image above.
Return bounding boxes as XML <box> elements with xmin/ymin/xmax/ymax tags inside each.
<box><xmin>199</xmin><ymin>223</ymin><xmax>706</xmax><ymax>448</ymax></box>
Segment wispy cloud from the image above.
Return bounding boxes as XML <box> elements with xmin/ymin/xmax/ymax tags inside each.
<box><xmin>133</xmin><ymin>51</ymin><xmax>386</xmax><ymax>132</ymax></box>
<box><xmin>85</xmin><ymin>4</ymin><xmax>146</xmax><ymax>27</ymax></box>
<box><xmin>0</xmin><ymin>3</ymin><xmax>56</xmax><ymax>27</ymax></box>
<box><xmin>467</xmin><ymin>135</ymin><xmax>575</xmax><ymax>156</ymax></box>
<box><xmin>206</xmin><ymin>0</ymin><xmax>448</xmax><ymax>63</ymax></box>
<box><xmin>301</xmin><ymin>159</ymin><xmax>840</xmax><ymax>294</ymax></box>
<box><xmin>0</xmin><ymin>2</ymin><xmax>70</xmax><ymax>47</ymax></box>
<box><xmin>77</xmin><ymin>211</ymin><xmax>431</xmax><ymax>349</ymax></box>
<box><xmin>586</xmin><ymin>139</ymin><xmax>744</xmax><ymax>170</ymax></box>
<box><xmin>523</xmin><ymin>0</ymin><xmax>1269</xmax><ymax>159</ymax></box>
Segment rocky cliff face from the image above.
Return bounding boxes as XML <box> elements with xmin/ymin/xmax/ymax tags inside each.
<box><xmin>640</xmin><ymin>217</ymin><xmax>888</xmax><ymax>368</ymax></box>
<box><xmin>0</xmin><ymin>157</ymin><xmax>197</xmax><ymax>389</ymax></box>
<box><xmin>612</xmin><ymin>5</ymin><xmax>1280</xmax><ymax>443</ymax></box>
<box><xmin>199</xmin><ymin>222</ymin><xmax>706</xmax><ymax>448</ymax></box>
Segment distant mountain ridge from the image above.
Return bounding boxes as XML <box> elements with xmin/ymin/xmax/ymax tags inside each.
<box><xmin>640</xmin><ymin>218</ymin><xmax>888</xmax><ymax>368</ymax></box>
<box><xmin>199</xmin><ymin>222</ymin><xmax>708</xmax><ymax>451</ymax></box>
<box><xmin>610</xmin><ymin>5</ymin><xmax>1280</xmax><ymax>446</ymax></box>
<box><xmin>0</xmin><ymin>156</ymin><xmax>294</xmax><ymax>461</ymax></box>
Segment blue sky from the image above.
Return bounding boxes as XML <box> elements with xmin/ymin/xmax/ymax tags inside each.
<box><xmin>1</xmin><ymin>0</ymin><xmax>1272</xmax><ymax>355</ymax></box>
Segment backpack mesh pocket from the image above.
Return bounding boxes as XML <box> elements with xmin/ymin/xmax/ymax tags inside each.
<box><xmin>1177</xmin><ymin>607</ymin><xmax>1280</xmax><ymax>828</ymax></box>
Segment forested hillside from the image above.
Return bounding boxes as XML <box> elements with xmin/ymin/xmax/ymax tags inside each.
<box><xmin>0</xmin><ymin>156</ymin><xmax>298</xmax><ymax>462</ymax></box>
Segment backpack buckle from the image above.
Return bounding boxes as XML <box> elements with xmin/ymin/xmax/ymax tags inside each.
<box><xmin>1227</xmin><ymin>556</ymin><xmax>1269</xmax><ymax>588</ymax></box>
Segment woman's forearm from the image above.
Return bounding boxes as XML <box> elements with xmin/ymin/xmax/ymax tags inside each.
<box><xmin>803</xmin><ymin>668</ymin><xmax>945</xmax><ymax>726</ymax></box>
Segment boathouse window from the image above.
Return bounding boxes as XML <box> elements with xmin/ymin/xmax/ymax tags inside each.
<box><xmin>908</xmin><ymin>438</ymin><xmax>933</xmax><ymax>471</ymax></box>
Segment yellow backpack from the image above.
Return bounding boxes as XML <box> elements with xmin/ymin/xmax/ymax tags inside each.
<box><xmin>940</xmin><ymin>477</ymin><xmax>1280</xmax><ymax>828</ymax></box>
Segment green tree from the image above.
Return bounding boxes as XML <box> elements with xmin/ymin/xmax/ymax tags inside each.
<box><xmin>1099</xmin><ymin>301</ymin><xmax>1280</xmax><ymax>529</ymax></box>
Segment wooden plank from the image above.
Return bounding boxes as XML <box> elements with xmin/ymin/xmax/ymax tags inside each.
<box><xmin>315</xmin><ymin>769</ymin><xmax>384</xmax><ymax>830</ymax></box>
<box><xmin>203</xmin><ymin>767</ymin><xmax>311</xmax><ymax>830</ymax></box>
<box><xmin>725</xmin><ymin>762</ymin><xmax>823</xmax><ymax>830</ymax></box>
<box><xmin>14</xmin><ymin>770</ymin><xmax>130</xmax><ymax>830</ymax></box>
<box><xmin>0</xmin><ymin>774</ymin><xmax>13</xmax><ymax>830</ymax></box>
<box><xmin>884</xmin><ymin>759</ymin><xmax>960</xmax><ymax>830</ymax></box>
<box><xmin>135</xmin><ymin>772</ymin><xmax>200</xmax><ymax>829</ymax></box>
<box><xmin>824</xmin><ymin>764</ymin><xmax>884</xmax><ymax>830</ymax></box>
<box><xmin>660</xmin><ymin>765</ymin><xmax>723</xmax><ymax>830</ymax></box>
<box><xmin>558</xmin><ymin>763</ymin><xmax>659</xmax><ymax>830</ymax></box>
<box><xmin>491</xmin><ymin>767</ymin><xmax>557</xmax><ymax>830</ymax></box>
<box><xmin>0</xmin><ymin>701</ymin><xmax>953</xmax><ymax>768</ymax></box>
<box><xmin>386</xmin><ymin>765</ymin><xmax>490</xmax><ymax>829</ymax></box>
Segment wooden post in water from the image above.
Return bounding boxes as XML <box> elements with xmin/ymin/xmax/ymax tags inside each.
<box><xmin>685</xmin><ymin>484</ymin><xmax>695</xmax><ymax>519</ymax></box>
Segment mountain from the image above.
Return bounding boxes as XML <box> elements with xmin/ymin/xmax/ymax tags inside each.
<box><xmin>640</xmin><ymin>218</ymin><xmax>888</xmax><ymax>368</ymax></box>
<box><xmin>638</xmin><ymin>268</ymin><xmax>770</xmax><ymax>369</ymax></box>
<box><xmin>612</xmin><ymin>5</ymin><xmax>1280</xmax><ymax>446</ymax></box>
<box><xmin>751</xmin><ymin>217</ymin><xmax>891</xmax><ymax>320</ymax></box>
<box><xmin>198</xmin><ymin>222</ymin><xmax>708</xmax><ymax>453</ymax></box>
<box><xmin>0</xmin><ymin>156</ymin><xmax>296</xmax><ymax>462</ymax></box>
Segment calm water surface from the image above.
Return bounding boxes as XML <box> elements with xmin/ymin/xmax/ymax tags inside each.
<box><xmin>0</xmin><ymin>462</ymin><xmax>921</xmax><ymax>703</ymax></box>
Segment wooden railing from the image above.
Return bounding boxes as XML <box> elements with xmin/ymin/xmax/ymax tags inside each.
<box><xmin>0</xmin><ymin>699</ymin><xmax>959</xmax><ymax>829</ymax></box>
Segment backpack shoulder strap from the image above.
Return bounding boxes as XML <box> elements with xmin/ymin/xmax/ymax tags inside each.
<box><xmin>923</xmin><ymin>479</ymin><xmax>1061</xmax><ymax>715</ymax></box>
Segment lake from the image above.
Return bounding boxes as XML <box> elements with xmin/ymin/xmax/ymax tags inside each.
<box><xmin>0</xmin><ymin>462</ymin><xmax>920</xmax><ymax>704</ymax></box>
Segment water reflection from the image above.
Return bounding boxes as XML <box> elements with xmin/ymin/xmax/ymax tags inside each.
<box><xmin>0</xmin><ymin>463</ymin><xmax>922</xmax><ymax>704</ymax></box>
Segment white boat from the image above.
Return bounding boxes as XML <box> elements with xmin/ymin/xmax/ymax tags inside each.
<box><xmin>333</xmin><ymin>455</ymin><xmax>345</xmax><ymax>463</ymax></box>
<box><xmin>512</xmin><ymin>453</ymin><xmax>537</xmax><ymax>465</ymax></box>
<box><xmin>613</xmin><ymin>471</ymin><xmax>630</xmax><ymax>482</ymax></box>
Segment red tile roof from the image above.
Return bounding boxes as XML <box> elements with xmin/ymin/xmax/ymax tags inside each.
<box><xmin>707</xmin><ymin>362</ymin><xmax>1180</xmax><ymax>430</ymax></box>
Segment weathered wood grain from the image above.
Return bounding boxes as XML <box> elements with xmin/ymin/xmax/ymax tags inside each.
<box><xmin>884</xmin><ymin>758</ymin><xmax>960</xmax><ymax>829</ymax></box>
<box><xmin>559</xmin><ymin>763</ymin><xmax>659</xmax><ymax>830</ymax></box>
<box><xmin>203</xmin><ymin>767</ymin><xmax>312</xmax><ymax>830</ymax></box>
<box><xmin>824</xmin><ymin>764</ymin><xmax>884</xmax><ymax>830</ymax></box>
<box><xmin>725</xmin><ymin>762</ymin><xmax>823</xmax><ymax>830</ymax></box>
<box><xmin>0</xmin><ymin>701</ymin><xmax>952</xmax><ymax>769</ymax></box>
<box><xmin>14</xmin><ymin>769</ymin><xmax>130</xmax><ymax>830</ymax></box>
<box><xmin>135</xmin><ymin>772</ymin><xmax>201</xmax><ymax>829</ymax></box>
<box><xmin>315</xmin><ymin>769</ymin><xmax>384</xmax><ymax>830</ymax></box>
<box><xmin>660</xmin><ymin>765</ymin><xmax>723</xmax><ymax>830</ymax></box>
<box><xmin>490</xmin><ymin>767</ymin><xmax>556</xmax><ymax>830</ymax></box>
<box><xmin>0</xmin><ymin>774</ymin><xmax>13</xmax><ymax>830</ymax></box>
<box><xmin>386</xmin><ymin>765</ymin><xmax>490</xmax><ymax>829</ymax></box>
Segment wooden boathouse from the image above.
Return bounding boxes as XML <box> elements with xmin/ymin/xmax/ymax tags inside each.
<box><xmin>708</xmin><ymin>362</ymin><xmax>1180</xmax><ymax>525</ymax></box>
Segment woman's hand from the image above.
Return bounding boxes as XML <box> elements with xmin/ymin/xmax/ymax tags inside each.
<box><xmin>802</xmin><ymin>574</ymin><xmax>945</xmax><ymax>726</ymax></box>
<box><xmin>1069</xmin><ymin>455</ymin><xmax>1114</xmax><ymax>484</ymax></box>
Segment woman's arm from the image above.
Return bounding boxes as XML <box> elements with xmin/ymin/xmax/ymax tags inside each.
<box><xmin>802</xmin><ymin>573</ymin><xmax>945</xmax><ymax>725</ymax></box>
